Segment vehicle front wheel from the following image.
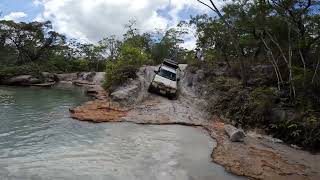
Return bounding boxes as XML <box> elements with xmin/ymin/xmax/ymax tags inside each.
<box><xmin>148</xmin><ymin>85</ymin><xmax>154</xmax><ymax>93</ymax></box>
<box><xmin>168</xmin><ymin>92</ymin><xmax>177</xmax><ymax>100</ymax></box>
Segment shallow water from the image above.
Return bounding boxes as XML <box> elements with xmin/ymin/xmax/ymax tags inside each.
<box><xmin>0</xmin><ymin>86</ymin><xmax>242</xmax><ymax>180</ymax></box>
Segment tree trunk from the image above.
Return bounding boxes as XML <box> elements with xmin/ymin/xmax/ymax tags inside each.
<box><xmin>261</xmin><ymin>37</ymin><xmax>284</xmax><ymax>90</ymax></box>
<box><xmin>312</xmin><ymin>58</ymin><xmax>320</xmax><ymax>84</ymax></box>
<box><xmin>197</xmin><ymin>0</ymin><xmax>247</xmax><ymax>84</ymax></box>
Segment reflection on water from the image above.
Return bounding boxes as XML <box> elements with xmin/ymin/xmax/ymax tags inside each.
<box><xmin>0</xmin><ymin>86</ymin><xmax>242</xmax><ymax>180</ymax></box>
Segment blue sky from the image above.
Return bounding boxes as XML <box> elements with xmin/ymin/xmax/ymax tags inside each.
<box><xmin>0</xmin><ymin>0</ymin><xmax>42</xmax><ymax>21</ymax></box>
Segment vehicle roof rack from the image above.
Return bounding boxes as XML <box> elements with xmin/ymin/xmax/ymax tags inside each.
<box><xmin>163</xmin><ymin>59</ymin><xmax>179</xmax><ymax>69</ymax></box>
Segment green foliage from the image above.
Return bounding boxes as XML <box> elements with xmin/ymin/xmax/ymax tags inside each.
<box><xmin>187</xmin><ymin>0</ymin><xmax>320</xmax><ymax>150</ymax></box>
<box><xmin>0</xmin><ymin>63</ymin><xmax>42</xmax><ymax>80</ymax></box>
<box><xmin>270</xmin><ymin>113</ymin><xmax>320</xmax><ymax>151</ymax></box>
<box><xmin>104</xmin><ymin>61</ymin><xmax>137</xmax><ymax>91</ymax></box>
<box><xmin>207</xmin><ymin>73</ymin><xmax>319</xmax><ymax>150</ymax></box>
<box><xmin>251</xmin><ymin>87</ymin><xmax>277</xmax><ymax>99</ymax></box>
<box><xmin>103</xmin><ymin>45</ymin><xmax>150</xmax><ymax>91</ymax></box>
<box><xmin>151</xmin><ymin>28</ymin><xmax>186</xmax><ymax>64</ymax></box>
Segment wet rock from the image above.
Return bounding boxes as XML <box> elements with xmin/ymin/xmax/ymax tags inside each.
<box><xmin>72</xmin><ymin>80</ymin><xmax>95</xmax><ymax>86</ymax></box>
<box><xmin>224</xmin><ymin>124</ymin><xmax>245</xmax><ymax>142</ymax></box>
<box><xmin>31</xmin><ymin>82</ymin><xmax>56</xmax><ymax>87</ymax></box>
<box><xmin>86</xmin><ymin>86</ymin><xmax>107</xmax><ymax>100</ymax></box>
<box><xmin>4</xmin><ymin>75</ymin><xmax>41</xmax><ymax>85</ymax></box>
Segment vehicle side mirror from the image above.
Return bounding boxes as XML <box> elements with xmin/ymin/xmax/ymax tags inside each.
<box><xmin>154</xmin><ymin>70</ymin><xmax>158</xmax><ymax>74</ymax></box>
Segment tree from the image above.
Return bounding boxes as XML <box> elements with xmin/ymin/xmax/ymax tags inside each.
<box><xmin>194</xmin><ymin>0</ymin><xmax>320</xmax><ymax>100</ymax></box>
<box><xmin>98</xmin><ymin>35</ymin><xmax>122</xmax><ymax>61</ymax></box>
<box><xmin>197</xmin><ymin>0</ymin><xmax>249</xmax><ymax>84</ymax></box>
<box><xmin>151</xmin><ymin>28</ymin><xmax>186</xmax><ymax>63</ymax></box>
<box><xmin>0</xmin><ymin>20</ymin><xmax>66</xmax><ymax>63</ymax></box>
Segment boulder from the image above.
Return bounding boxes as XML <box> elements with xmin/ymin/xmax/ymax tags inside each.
<box><xmin>78</xmin><ymin>72</ymin><xmax>96</xmax><ymax>81</ymax></box>
<box><xmin>56</xmin><ymin>73</ymin><xmax>78</xmax><ymax>82</ymax></box>
<box><xmin>224</xmin><ymin>124</ymin><xmax>246</xmax><ymax>142</ymax></box>
<box><xmin>4</xmin><ymin>75</ymin><xmax>41</xmax><ymax>85</ymax></box>
<box><xmin>110</xmin><ymin>85</ymin><xmax>139</xmax><ymax>105</ymax></box>
<box><xmin>41</xmin><ymin>72</ymin><xmax>58</xmax><ymax>82</ymax></box>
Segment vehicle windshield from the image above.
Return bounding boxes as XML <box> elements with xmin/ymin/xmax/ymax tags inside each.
<box><xmin>158</xmin><ymin>68</ymin><xmax>176</xmax><ymax>81</ymax></box>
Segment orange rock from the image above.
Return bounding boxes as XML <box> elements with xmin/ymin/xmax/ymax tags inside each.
<box><xmin>69</xmin><ymin>99</ymin><xmax>128</xmax><ymax>123</ymax></box>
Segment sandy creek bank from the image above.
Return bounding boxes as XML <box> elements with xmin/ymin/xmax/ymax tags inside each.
<box><xmin>70</xmin><ymin>65</ymin><xmax>320</xmax><ymax>180</ymax></box>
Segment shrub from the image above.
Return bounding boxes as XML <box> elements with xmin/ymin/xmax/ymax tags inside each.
<box><xmin>104</xmin><ymin>61</ymin><xmax>138</xmax><ymax>91</ymax></box>
<box><xmin>270</xmin><ymin>113</ymin><xmax>320</xmax><ymax>151</ymax></box>
<box><xmin>103</xmin><ymin>45</ymin><xmax>150</xmax><ymax>91</ymax></box>
<box><xmin>0</xmin><ymin>63</ymin><xmax>42</xmax><ymax>80</ymax></box>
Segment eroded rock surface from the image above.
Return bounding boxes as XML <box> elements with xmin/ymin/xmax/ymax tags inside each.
<box><xmin>70</xmin><ymin>100</ymin><xmax>127</xmax><ymax>123</ymax></box>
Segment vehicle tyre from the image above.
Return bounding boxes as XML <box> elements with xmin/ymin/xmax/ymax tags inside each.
<box><xmin>148</xmin><ymin>85</ymin><xmax>154</xmax><ymax>93</ymax></box>
<box><xmin>168</xmin><ymin>92</ymin><xmax>177</xmax><ymax>100</ymax></box>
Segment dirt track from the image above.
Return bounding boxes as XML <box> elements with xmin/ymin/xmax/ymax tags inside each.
<box><xmin>70</xmin><ymin>65</ymin><xmax>320</xmax><ymax>180</ymax></box>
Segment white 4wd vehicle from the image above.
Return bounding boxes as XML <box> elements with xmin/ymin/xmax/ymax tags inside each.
<box><xmin>148</xmin><ymin>59</ymin><xmax>180</xmax><ymax>99</ymax></box>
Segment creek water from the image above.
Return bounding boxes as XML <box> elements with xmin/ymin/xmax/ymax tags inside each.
<box><xmin>0</xmin><ymin>85</ymin><xmax>242</xmax><ymax>180</ymax></box>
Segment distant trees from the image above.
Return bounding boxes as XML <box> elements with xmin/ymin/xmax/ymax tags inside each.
<box><xmin>0</xmin><ymin>19</ymin><xmax>186</xmax><ymax>76</ymax></box>
<box><xmin>151</xmin><ymin>28</ymin><xmax>186</xmax><ymax>64</ymax></box>
<box><xmin>98</xmin><ymin>35</ymin><xmax>122</xmax><ymax>61</ymax></box>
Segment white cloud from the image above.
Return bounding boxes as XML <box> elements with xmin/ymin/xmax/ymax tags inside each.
<box><xmin>1</xmin><ymin>12</ymin><xmax>28</xmax><ymax>21</ymax></box>
<box><xmin>181</xmin><ymin>37</ymin><xmax>197</xmax><ymax>50</ymax></box>
<box><xmin>33</xmin><ymin>0</ymin><xmax>42</xmax><ymax>6</ymax></box>
<box><xmin>34</xmin><ymin>0</ymin><xmax>223</xmax><ymax>48</ymax></box>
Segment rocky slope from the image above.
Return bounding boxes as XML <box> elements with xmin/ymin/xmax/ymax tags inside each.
<box><xmin>69</xmin><ymin>65</ymin><xmax>320</xmax><ymax>180</ymax></box>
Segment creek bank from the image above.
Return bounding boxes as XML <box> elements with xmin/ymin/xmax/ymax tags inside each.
<box><xmin>0</xmin><ymin>72</ymin><xmax>105</xmax><ymax>88</ymax></box>
<box><xmin>70</xmin><ymin>65</ymin><xmax>320</xmax><ymax>180</ymax></box>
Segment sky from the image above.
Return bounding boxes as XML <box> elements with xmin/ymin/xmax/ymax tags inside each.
<box><xmin>0</xmin><ymin>0</ymin><xmax>221</xmax><ymax>49</ymax></box>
